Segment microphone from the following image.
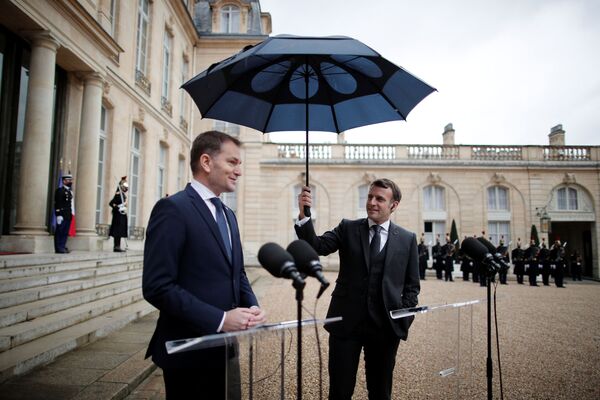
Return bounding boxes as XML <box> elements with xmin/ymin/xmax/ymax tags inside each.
<box><xmin>461</xmin><ymin>237</ymin><xmax>501</xmax><ymax>274</ymax></box>
<box><xmin>258</xmin><ymin>242</ymin><xmax>305</xmax><ymax>289</ymax></box>
<box><xmin>286</xmin><ymin>240</ymin><xmax>330</xmax><ymax>298</ymax></box>
<box><xmin>477</xmin><ymin>237</ymin><xmax>511</xmax><ymax>270</ymax></box>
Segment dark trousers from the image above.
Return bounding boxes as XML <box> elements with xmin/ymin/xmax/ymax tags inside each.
<box><xmin>162</xmin><ymin>356</ymin><xmax>241</xmax><ymax>400</ymax></box>
<box><xmin>499</xmin><ymin>271</ymin><xmax>508</xmax><ymax>284</ymax></box>
<box><xmin>462</xmin><ymin>271</ymin><xmax>470</xmax><ymax>281</ymax></box>
<box><xmin>54</xmin><ymin>218</ymin><xmax>71</xmax><ymax>252</ymax></box>
<box><xmin>516</xmin><ymin>274</ymin><xmax>524</xmax><ymax>284</ymax></box>
<box><xmin>328</xmin><ymin>323</ymin><xmax>400</xmax><ymax>400</ymax></box>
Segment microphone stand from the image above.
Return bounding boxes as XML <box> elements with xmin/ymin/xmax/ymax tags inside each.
<box><xmin>486</xmin><ymin>272</ymin><xmax>492</xmax><ymax>400</ymax></box>
<box><xmin>293</xmin><ymin>278</ymin><xmax>306</xmax><ymax>400</ymax></box>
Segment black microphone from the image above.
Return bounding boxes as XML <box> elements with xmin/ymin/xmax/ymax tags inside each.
<box><xmin>477</xmin><ymin>237</ymin><xmax>511</xmax><ymax>270</ymax></box>
<box><xmin>258</xmin><ymin>242</ymin><xmax>305</xmax><ymax>289</ymax></box>
<box><xmin>286</xmin><ymin>240</ymin><xmax>330</xmax><ymax>298</ymax></box>
<box><xmin>461</xmin><ymin>237</ymin><xmax>501</xmax><ymax>273</ymax></box>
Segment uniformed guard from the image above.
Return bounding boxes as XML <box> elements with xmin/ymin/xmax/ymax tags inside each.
<box><xmin>442</xmin><ymin>234</ymin><xmax>455</xmax><ymax>281</ymax></box>
<box><xmin>432</xmin><ymin>235</ymin><xmax>443</xmax><ymax>280</ymax></box>
<box><xmin>417</xmin><ymin>234</ymin><xmax>429</xmax><ymax>280</ymax></box>
<box><xmin>525</xmin><ymin>238</ymin><xmax>540</xmax><ymax>286</ymax></box>
<box><xmin>496</xmin><ymin>238</ymin><xmax>510</xmax><ymax>284</ymax></box>
<box><xmin>512</xmin><ymin>238</ymin><xmax>525</xmax><ymax>284</ymax></box>
<box><xmin>109</xmin><ymin>176</ymin><xmax>129</xmax><ymax>252</ymax></box>
<box><xmin>459</xmin><ymin>237</ymin><xmax>473</xmax><ymax>281</ymax></box>
<box><xmin>550</xmin><ymin>239</ymin><xmax>566</xmax><ymax>288</ymax></box>
<box><xmin>539</xmin><ymin>239</ymin><xmax>551</xmax><ymax>286</ymax></box>
<box><xmin>54</xmin><ymin>174</ymin><xmax>73</xmax><ymax>254</ymax></box>
<box><xmin>570</xmin><ymin>251</ymin><xmax>583</xmax><ymax>281</ymax></box>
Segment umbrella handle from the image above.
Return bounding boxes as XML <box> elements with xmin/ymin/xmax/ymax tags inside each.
<box><xmin>303</xmin><ymin>205</ymin><xmax>311</xmax><ymax>218</ymax></box>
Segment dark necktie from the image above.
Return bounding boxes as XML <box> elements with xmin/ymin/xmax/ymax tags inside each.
<box><xmin>370</xmin><ymin>225</ymin><xmax>381</xmax><ymax>258</ymax></box>
<box><xmin>210</xmin><ymin>197</ymin><xmax>232</xmax><ymax>261</ymax></box>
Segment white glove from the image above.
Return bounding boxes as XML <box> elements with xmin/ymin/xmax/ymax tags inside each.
<box><xmin>118</xmin><ymin>204</ymin><xmax>127</xmax><ymax>215</ymax></box>
<box><xmin>57</xmin><ymin>216</ymin><xmax>64</xmax><ymax>225</ymax></box>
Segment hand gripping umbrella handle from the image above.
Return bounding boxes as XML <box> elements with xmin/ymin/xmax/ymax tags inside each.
<box><xmin>304</xmin><ymin>205</ymin><xmax>311</xmax><ymax>218</ymax></box>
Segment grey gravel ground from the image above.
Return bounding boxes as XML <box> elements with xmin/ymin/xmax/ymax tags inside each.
<box><xmin>130</xmin><ymin>269</ymin><xmax>600</xmax><ymax>399</ymax></box>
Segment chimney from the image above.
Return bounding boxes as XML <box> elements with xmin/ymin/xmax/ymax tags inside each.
<box><xmin>549</xmin><ymin>124</ymin><xmax>565</xmax><ymax>146</ymax></box>
<box><xmin>443</xmin><ymin>123</ymin><xmax>455</xmax><ymax>145</ymax></box>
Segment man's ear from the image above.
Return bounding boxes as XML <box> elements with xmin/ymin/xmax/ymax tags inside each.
<box><xmin>199</xmin><ymin>154</ymin><xmax>211</xmax><ymax>173</ymax></box>
<box><xmin>390</xmin><ymin>201</ymin><xmax>399</xmax><ymax>212</ymax></box>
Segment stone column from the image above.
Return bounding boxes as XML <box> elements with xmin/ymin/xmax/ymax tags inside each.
<box><xmin>13</xmin><ymin>32</ymin><xmax>60</xmax><ymax>235</ymax></box>
<box><xmin>75</xmin><ymin>73</ymin><xmax>104</xmax><ymax>235</ymax></box>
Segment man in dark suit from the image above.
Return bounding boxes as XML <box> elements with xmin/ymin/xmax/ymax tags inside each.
<box><xmin>143</xmin><ymin>131</ymin><xmax>266</xmax><ymax>399</ymax></box>
<box><xmin>53</xmin><ymin>174</ymin><xmax>73</xmax><ymax>253</ymax></box>
<box><xmin>295</xmin><ymin>178</ymin><xmax>420</xmax><ymax>400</ymax></box>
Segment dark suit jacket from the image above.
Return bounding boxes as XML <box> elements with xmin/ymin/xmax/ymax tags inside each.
<box><xmin>143</xmin><ymin>184</ymin><xmax>258</xmax><ymax>369</ymax></box>
<box><xmin>295</xmin><ymin>218</ymin><xmax>420</xmax><ymax>340</ymax></box>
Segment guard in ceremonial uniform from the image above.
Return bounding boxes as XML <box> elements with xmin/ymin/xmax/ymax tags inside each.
<box><xmin>525</xmin><ymin>239</ymin><xmax>540</xmax><ymax>286</ymax></box>
<box><xmin>109</xmin><ymin>177</ymin><xmax>129</xmax><ymax>252</ymax></box>
<box><xmin>570</xmin><ymin>251</ymin><xmax>583</xmax><ymax>281</ymax></box>
<box><xmin>432</xmin><ymin>236</ymin><xmax>443</xmax><ymax>280</ymax></box>
<box><xmin>496</xmin><ymin>239</ymin><xmax>510</xmax><ymax>284</ymax></box>
<box><xmin>538</xmin><ymin>239</ymin><xmax>551</xmax><ymax>286</ymax></box>
<box><xmin>417</xmin><ymin>234</ymin><xmax>429</xmax><ymax>280</ymax></box>
<box><xmin>550</xmin><ymin>240</ymin><xmax>566</xmax><ymax>288</ymax></box>
<box><xmin>512</xmin><ymin>239</ymin><xmax>525</xmax><ymax>284</ymax></box>
<box><xmin>54</xmin><ymin>174</ymin><xmax>73</xmax><ymax>254</ymax></box>
<box><xmin>442</xmin><ymin>234</ymin><xmax>455</xmax><ymax>282</ymax></box>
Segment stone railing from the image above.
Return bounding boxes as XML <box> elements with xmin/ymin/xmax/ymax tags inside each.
<box><xmin>471</xmin><ymin>146</ymin><xmax>523</xmax><ymax>160</ymax></box>
<box><xmin>408</xmin><ymin>145</ymin><xmax>459</xmax><ymax>160</ymax></box>
<box><xmin>129</xmin><ymin>226</ymin><xmax>146</xmax><ymax>240</ymax></box>
<box><xmin>345</xmin><ymin>145</ymin><xmax>395</xmax><ymax>160</ymax></box>
<box><xmin>543</xmin><ymin>146</ymin><xmax>591</xmax><ymax>161</ymax></box>
<box><xmin>268</xmin><ymin>143</ymin><xmax>597</xmax><ymax>163</ymax></box>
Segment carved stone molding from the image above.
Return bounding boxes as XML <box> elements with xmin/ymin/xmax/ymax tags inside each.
<box><xmin>492</xmin><ymin>172</ymin><xmax>506</xmax><ymax>184</ymax></box>
<box><xmin>427</xmin><ymin>172</ymin><xmax>441</xmax><ymax>184</ymax></box>
<box><xmin>362</xmin><ymin>172</ymin><xmax>376</xmax><ymax>184</ymax></box>
<box><xmin>563</xmin><ymin>173</ymin><xmax>576</xmax><ymax>184</ymax></box>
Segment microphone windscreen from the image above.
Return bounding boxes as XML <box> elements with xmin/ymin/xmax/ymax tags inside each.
<box><xmin>477</xmin><ymin>237</ymin><xmax>497</xmax><ymax>254</ymax></box>
<box><xmin>286</xmin><ymin>240</ymin><xmax>320</xmax><ymax>271</ymax></box>
<box><xmin>461</xmin><ymin>237</ymin><xmax>489</xmax><ymax>262</ymax></box>
<box><xmin>257</xmin><ymin>242</ymin><xmax>293</xmax><ymax>278</ymax></box>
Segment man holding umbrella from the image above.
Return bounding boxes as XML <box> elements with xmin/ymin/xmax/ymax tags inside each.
<box><xmin>295</xmin><ymin>178</ymin><xmax>420</xmax><ymax>400</ymax></box>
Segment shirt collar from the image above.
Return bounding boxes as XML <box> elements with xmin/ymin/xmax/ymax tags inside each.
<box><xmin>190</xmin><ymin>178</ymin><xmax>218</xmax><ymax>201</ymax></box>
<box><xmin>368</xmin><ymin>219</ymin><xmax>390</xmax><ymax>232</ymax></box>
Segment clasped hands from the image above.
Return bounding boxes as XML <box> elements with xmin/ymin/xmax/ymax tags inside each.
<box><xmin>222</xmin><ymin>306</ymin><xmax>267</xmax><ymax>332</ymax></box>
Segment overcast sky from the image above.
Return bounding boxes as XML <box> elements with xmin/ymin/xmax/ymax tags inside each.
<box><xmin>259</xmin><ymin>0</ymin><xmax>600</xmax><ymax>146</ymax></box>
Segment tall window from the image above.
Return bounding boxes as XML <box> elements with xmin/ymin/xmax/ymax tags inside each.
<box><xmin>157</xmin><ymin>144</ymin><xmax>167</xmax><ymax>200</ymax></box>
<box><xmin>177</xmin><ymin>156</ymin><xmax>185</xmax><ymax>190</ymax></box>
<box><xmin>109</xmin><ymin>0</ymin><xmax>118</xmax><ymax>37</ymax></box>
<box><xmin>357</xmin><ymin>184</ymin><xmax>368</xmax><ymax>218</ymax></box>
<box><xmin>129</xmin><ymin>127</ymin><xmax>142</xmax><ymax>228</ymax></box>
<box><xmin>180</xmin><ymin>59</ymin><xmax>188</xmax><ymax>119</ymax></box>
<box><xmin>220</xmin><ymin>5</ymin><xmax>240</xmax><ymax>33</ymax></box>
<box><xmin>161</xmin><ymin>32</ymin><xmax>172</xmax><ymax>103</ymax></box>
<box><xmin>488</xmin><ymin>186</ymin><xmax>509</xmax><ymax>210</ymax></box>
<box><xmin>557</xmin><ymin>187</ymin><xmax>578</xmax><ymax>210</ymax></box>
<box><xmin>488</xmin><ymin>221</ymin><xmax>510</xmax><ymax>246</ymax></box>
<box><xmin>135</xmin><ymin>0</ymin><xmax>150</xmax><ymax>75</ymax></box>
<box><xmin>423</xmin><ymin>186</ymin><xmax>445</xmax><ymax>211</ymax></box>
<box><xmin>424</xmin><ymin>221</ymin><xmax>446</xmax><ymax>256</ymax></box>
<box><xmin>96</xmin><ymin>106</ymin><xmax>108</xmax><ymax>224</ymax></box>
<box><xmin>213</xmin><ymin>120</ymin><xmax>240</xmax><ymax>137</ymax></box>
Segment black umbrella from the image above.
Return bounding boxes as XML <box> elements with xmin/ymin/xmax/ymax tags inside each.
<box><xmin>183</xmin><ymin>34</ymin><xmax>436</xmax><ymax>216</ymax></box>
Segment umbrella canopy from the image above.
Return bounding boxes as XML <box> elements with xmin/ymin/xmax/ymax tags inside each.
<box><xmin>183</xmin><ymin>34</ymin><xmax>436</xmax><ymax>215</ymax></box>
<box><xmin>184</xmin><ymin>34</ymin><xmax>435</xmax><ymax>134</ymax></box>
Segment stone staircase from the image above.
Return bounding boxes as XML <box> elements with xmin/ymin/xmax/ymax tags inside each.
<box><xmin>0</xmin><ymin>251</ymin><xmax>155</xmax><ymax>383</ymax></box>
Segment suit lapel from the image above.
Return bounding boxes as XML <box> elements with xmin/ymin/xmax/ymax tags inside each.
<box><xmin>360</xmin><ymin>219</ymin><xmax>370</xmax><ymax>271</ymax></box>
<box><xmin>185</xmin><ymin>185</ymin><xmax>232</xmax><ymax>266</ymax></box>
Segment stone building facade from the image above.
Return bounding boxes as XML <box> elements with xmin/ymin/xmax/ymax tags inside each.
<box><xmin>1</xmin><ymin>1</ymin><xmax>598</xmax><ymax>278</ymax></box>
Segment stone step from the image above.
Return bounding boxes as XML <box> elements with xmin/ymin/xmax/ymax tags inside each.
<box><xmin>0</xmin><ymin>260</ymin><xmax>142</xmax><ymax>294</ymax></box>
<box><xmin>0</xmin><ymin>251</ymin><xmax>141</xmax><ymax>269</ymax></box>
<box><xmin>0</xmin><ymin>288</ymin><xmax>145</xmax><ymax>352</ymax></box>
<box><xmin>0</xmin><ymin>269</ymin><xmax>142</xmax><ymax>309</ymax></box>
<box><xmin>0</xmin><ymin>254</ymin><xmax>143</xmax><ymax>279</ymax></box>
<box><xmin>0</xmin><ymin>299</ymin><xmax>155</xmax><ymax>383</ymax></box>
<box><xmin>0</xmin><ymin>278</ymin><xmax>141</xmax><ymax>329</ymax></box>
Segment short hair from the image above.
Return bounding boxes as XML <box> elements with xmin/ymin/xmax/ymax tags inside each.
<box><xmin>370</xmin><ymin>178</ymin><xmax>402</xmax><ymax>202</ymax></box>
<box><xmin>190</xmin><ymin>130</ymin><xmax>241</xmax><ymax>174</ymax></box>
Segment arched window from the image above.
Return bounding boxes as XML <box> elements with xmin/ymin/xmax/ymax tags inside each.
<box><xmin>357</xmin><ymin>184</ymin><xmax>368</xmax><ymax>218</ymax></box>
<box><xmin>220</xmin><ymin>5</ymin><xmax>240</xmax><ymax>33</ymax></box>
<box><xmin>487</xmin><ymin>186</ymin><xmax>509</xmax><ymax>211</ymax></box>
<box><xmin>557</xmin><ymin>187</ymin><xmax>578</xmax><ymax>210</ymax></box>
<box><xmin>423</xmin><ymin>186</ymin><xmax>445</xmax><ymax>211</ymax></box>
